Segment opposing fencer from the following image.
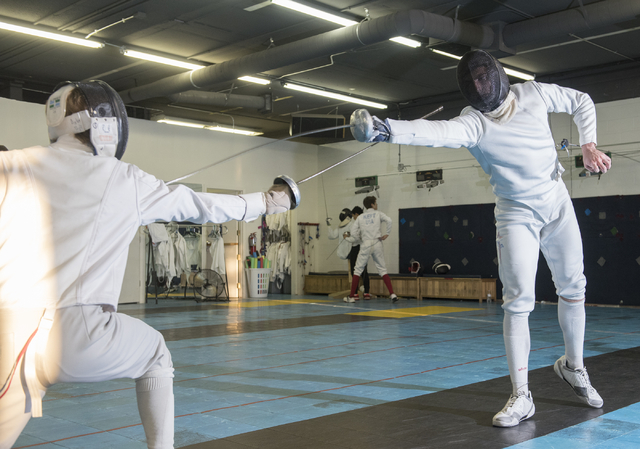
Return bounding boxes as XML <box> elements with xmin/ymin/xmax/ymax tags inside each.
<box><xmin>0</xmin><ymin>81</ymin><xmax>294</xmax><ymax>449</ymax></box>
<box><xmin>351</xmin><ymin>50</ymin><xmax>611</xmax><ymax>427</ymax></box>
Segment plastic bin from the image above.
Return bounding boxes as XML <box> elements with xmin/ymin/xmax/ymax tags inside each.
<box><xmin>246</xmin><ymin>268</ymin><xmax>272</xmax><ymax>298</ymax></box>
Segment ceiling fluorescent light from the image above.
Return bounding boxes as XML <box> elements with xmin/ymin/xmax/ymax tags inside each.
<box><xmin>430</xmin><ymin>48</ymin><xmax>462</xmax><ymax>60</ymax></box>
<box><xmin>123</xmin><ymin>49</ymin><xmax>205</xmax><ymax>70</ymax></box>
<box><xmin>207</xmin><ymin>126</ymin><xmax>263</xmax><ymax>136</ymax></box>
<box><xmin>271</xmin><ymin>0</ymin><xmax>420</xmax><ymax>48</ymax></box>
<box><xmin>157</xmin><ymin>119</ymin><xmax>206</xmax><ymax>129</ymax></box>
<box><xmin>271</xmin><ymin>0</ymin><xmax>357</xmax><ymax>27</ymax></box>
<box><xmin>389</xmin><ymin>37</ymin><xmax>421</xmax><ymax>48</ymax></box>
<box><xmin>283</xmin><ymin>83</ymin><xmax>387</xmax><ymax>109</ymax></box>
<box><xmin>157</xmin><ymin>118</ymin><xmax>262</xmax><ymax>136</ymax></box>
<box><xmin>503</xmin><ymin>67</ymin><xmax>535</xmax><ymax>81</ymax></box>
<box><xmin>239</xmin><ymin>76</ymin><xmax>271</xmax><ymax>85</ymax></box>
<box><xmin>429</xmin><ymin>48</ymin><xmax>535</xmax><ymax>80</ymax></box>
<box><xmin>0</xmin><ymin>21</ymin><xmax>103</xmax><ymax>48</ymax></box>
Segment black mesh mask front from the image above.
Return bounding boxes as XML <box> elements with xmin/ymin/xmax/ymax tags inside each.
<box><xmin>456</xmin><ymin>50</ymin><xmax>510</xmax><ymax>113</ymax></box>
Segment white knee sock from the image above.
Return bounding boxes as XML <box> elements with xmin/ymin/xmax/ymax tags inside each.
<box><xmin>135</xmin><ymin>377</ymin><xmax>174</xmax><ymax>449</ymax></box>
<box><xmin>504</xmin><ymin>312</ymin><xmax>531</xmax><ymax>396</ymax></box>
<box><xmin>558</xmin><ymin>297</ymin><xmax>585</xmax><ymax>370</ymax></box>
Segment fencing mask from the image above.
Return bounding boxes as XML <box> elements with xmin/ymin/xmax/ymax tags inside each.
<box><xmin>46</xmin><ymin>80</ymin><xmax>129</xmax><ymax>159</ymax></box>
<box><xmin>433</xmin><ymin>262</ymin><xmax>451</xmax><ymax>275</ymax></box>
<box><xmin>456</xmin><ymin>50</ymin><xmax>510</xmax><ymax>113</ymax></box>
<box><xmin>339</xmin><ymin>208</ymin><xmax>352</xmax><ymax>226</ymax></box>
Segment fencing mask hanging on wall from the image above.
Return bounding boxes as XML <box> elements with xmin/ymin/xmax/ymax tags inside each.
<box><xmin>46</xmin><ymin>80</ymin><xmax>129</xmax><ymax>159</ymax></box>
<box><xmin>456</xmin><ymin>50</ymin><xmax>510</xmax><ymax>113</ymax></box>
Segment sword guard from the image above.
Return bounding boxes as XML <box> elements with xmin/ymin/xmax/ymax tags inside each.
<box><xmin>350</xmin><ymin>109</ymin><xmax>374</xmax><ymax>142</ymax></box>
<box><xmin>273</xmin><ymin>175</ymin><xmax>301</xmax><ymax>210</ymax></box>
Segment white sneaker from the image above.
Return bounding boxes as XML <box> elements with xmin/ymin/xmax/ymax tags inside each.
<box><xmin>492</xmin><ymin>392</ymin><xmax>535</xmax><ymax>427</ymax></box>
<box><xmin>554</xmin><ymin>355</ymin><xmax>603</xmax><ymax>408</ymax></box>
<box><xmin>390</xmin><ymin>294</ymin><xmax>398</xmax><ymax>303</ymax></box>
<box><xmin>343</xmin><ymin>295</ymin><xmax>358</xmax><ymax>303</ymax></box>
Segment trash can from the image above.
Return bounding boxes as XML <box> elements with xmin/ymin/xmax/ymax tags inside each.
<box><xmin>246</xmin><ymin>268</ymin><xmax>272</xmax><ymax>298</ymax></box>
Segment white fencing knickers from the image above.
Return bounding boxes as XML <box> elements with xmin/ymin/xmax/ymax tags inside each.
<box><xmin>0</xmin><ymin>305</ymin><xmax>174</xmax><ymax>449</ymax></box>
<box><xmin>495</xmin><ymin>183</ymin><xmax>586</xmax><ymax>315</ymax></box>
<box><xmin>353</xmin><ymin>239</ymin><xmax>388</xmax><ymax>277</ymax></box>
<box><xmin>495</xmin><ymin>183</ymin><xmax>586</xmax><ymax>393</ymax></box>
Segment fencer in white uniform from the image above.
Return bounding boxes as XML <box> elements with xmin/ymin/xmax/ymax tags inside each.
<box><xmin>328</xmin><ymin>208</ymin><xmax>371</xmax><ymax>301</ymax></box>
<box><xmin>0</xmin><ymin>81</ymin><xmax>294</xmax><ymax>449</ymax></box>
<box><xmin>351</xmin><ymin>50</ymin><xmax>611</xmax><ymax>427</ymax></box>
<box><xmin>327</xmin><ymin>208</ymin><xmax>357</xmax><ymax>261</ymax></box>
<box><xmin>344</xmin><ymin>196</ymin><xmax>396</xmax><ymax>302</ymax></box>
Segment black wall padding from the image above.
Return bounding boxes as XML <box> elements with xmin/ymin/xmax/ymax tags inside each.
<box><xmin>399</xmin><ymin>194</ymin><xmax>640</xmax><ymax>306</ymax></box>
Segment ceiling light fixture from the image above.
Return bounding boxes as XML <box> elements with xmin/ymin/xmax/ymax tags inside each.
<box><xmin>123</xmin><ymin>49</ymin><xmax>205</xmax><ymax>70</ymax></box>
<box><xmin>272</xmin><ymin>0</ymin><xmax>357</xmax><ymax>27</ymax></box>
<box><xmin>239</xmin><ymin>76</ymin><xmax>271</xmax><ymax>85</ymax></box>
<box><xmin>283</xmin><ymin>83</ymin><xmax>387</xmax><ymax>109</ymax></box>
<box><xmin>271</xmin><ymin>0</ymin><xmax>420</xmax><ymax>48</ymax></box>
<box><xmin>156</xmin><ymin>119</ymin><xmax>263</xmax><ymax>136</ymax></box>
<box><xmin>429</xmin><ymin>48</ymin><xmax>535</xmax><ymax>81</ymax></box>
<box><xmin>0</xmin><ymin>20</ymin><xmax>103</xmax><ymax>48</ymax></box>
<box><xmin>157</xmin><ymin>119</ymin><xmax>206</xmax><ymax>129</ymax></box>
<box><xmin>430</xmin><ymin>48</ymin><xmax>462</xmax><ymax>60</ymax></box>
<box><xmin>389</xmin><ymin>37</ymin><xmax>421</xmax><ymax>48</ymax></box>
<box><xmin>208</xmin><ymin>126</ymin><xmax>263</xmax><ymax>136</ymax></box>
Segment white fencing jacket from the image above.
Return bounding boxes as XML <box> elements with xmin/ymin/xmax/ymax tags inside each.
<box><xmin>385</xmin><ymin>82</ymin><xmax>596</xmax><ymax>205</ymax></box>
<box><xmin>346</xmin><ymin>209</ymin><xmax>392</xmax><ymax>244</ymax></box>
<box><xmin>0</xmin><ymin>135</ymin><xmax>266</xmax><ymax>311</ymax></box>
<box><xmin>327</xmin><ymin>219</ymin><xmax>358</xmax><ymax>260</ymax></box>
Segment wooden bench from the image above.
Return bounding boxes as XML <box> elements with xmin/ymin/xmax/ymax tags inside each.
<box><xmin>304</xmin><ymin>273</ymin><xmax>420</xmax><ymax>298</ymax></box>
<box><xmin>304</xmin><ymin>273</ymin><xmax>350</xmax><ymax>295</ymax></box>
<box><xmin>304</xmin><ymin>273</ymin><xmax>497</xmax><ymax>303</ymax></box>
<box><xmin>419</xmin><ymin>276</ymin><xmax>497</xmax><ymax>303</ymax></box>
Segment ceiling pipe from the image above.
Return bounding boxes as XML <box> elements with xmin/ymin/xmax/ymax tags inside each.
<box><xmin>119</xmin><ymin>1</ymin><xmax>640</xmax><ymax>105</ymax></box>
<box><xmin>119</xmin><ymin>10</ymin><xmax>490</xmax><ymax>104</ymax></box>
<box><xmin>167</xmin><ymin>91</ymin><xmax>271</xmax><ymax>111</ymax></box>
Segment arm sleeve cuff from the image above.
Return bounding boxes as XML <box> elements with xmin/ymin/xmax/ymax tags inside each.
<box><xmin>239</xmin><ymin>192</ymin><xmax>266</xmax><ymax>222</ymax></box>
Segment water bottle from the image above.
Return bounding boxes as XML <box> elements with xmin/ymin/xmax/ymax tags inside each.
<box><xmin>486</xmin><ymin>292</ymin><xmax>492</xmax><ymax>303</ymax></box>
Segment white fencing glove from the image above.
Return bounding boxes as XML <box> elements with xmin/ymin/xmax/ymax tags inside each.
<box><xmin>265</xmin><ymin>184</ymin><xmax>292</xmax><ymax>214</ymax></box>
<box><xmin>350</xmin><ymin>109</ymin><xmax>391</xmax><ymax>143</ymax></box>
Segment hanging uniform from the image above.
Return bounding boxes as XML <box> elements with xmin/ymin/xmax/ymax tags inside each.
<box><xmin>171</xmin><ymin>230</ymin><xmax>190</xmax><ymax>275</ymax></box>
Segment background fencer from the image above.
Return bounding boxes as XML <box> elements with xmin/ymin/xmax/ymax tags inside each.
<box><xmin>351</xmin><ymin>50</ymin><xmax>612</xmax><ymax>428</ymax></box>
<box><xmin>344</xmin><ymin>196</ymin><xmax>396</xmax><ymax>303</ymax></box>
<box><xmin>327</xmin><ymin>208</ymin><xmax>356</xmax><ymax>261</ymax></box>
<box><xmin>348</xmin><ymin>206</ymin><xmax>371</xmax><ymax>299</ymax></box>
<box><xmin>0</xmin><ymin>80</ymin><xmax>294</xmax><ymax>449</ymax></box>
<box><xmin>327</xmin><ymin>208</ymin><xmax>371</xmax><ymax>300</ymax></box>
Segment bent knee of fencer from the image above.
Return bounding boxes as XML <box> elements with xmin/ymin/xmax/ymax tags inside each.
<box><xmin>559</xmin><ymin>296</ymin><xmax>585</xmax><ymax>304</ymax></box>
<box><xmin>137</xmin><ymin>338</ymin><xmax>174</xmax><ymax>380</ymax></box>
<box><xmin>501</xmin><ymin>294</ymin><xmax>536</xmax><ymax>315</ymax></box>
<box><xmin>556</xmin><ymin>275</ymin><xmax>586</xmax><ymax>302</ymax></box>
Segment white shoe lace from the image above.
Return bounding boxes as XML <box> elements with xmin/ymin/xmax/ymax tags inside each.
<box><xmin>576</xmin><ymin>367</ymin><xmax>597</xmax><ymax>395</ymax></box>
<box><xmin>500</xmin><ymin>393</ymin><xmax>525</xmax><ymax>414</ymax></box>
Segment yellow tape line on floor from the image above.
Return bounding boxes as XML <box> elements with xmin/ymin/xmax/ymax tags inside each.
<box><xmin>348</xmin><ymin>306</ymin><xmax>479</xmax><ymax>318</ymax></box>
<box><xmin>227</xmin><ymin>299</ymin><xmax>334</xmax><ymax>308</ymax></box>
